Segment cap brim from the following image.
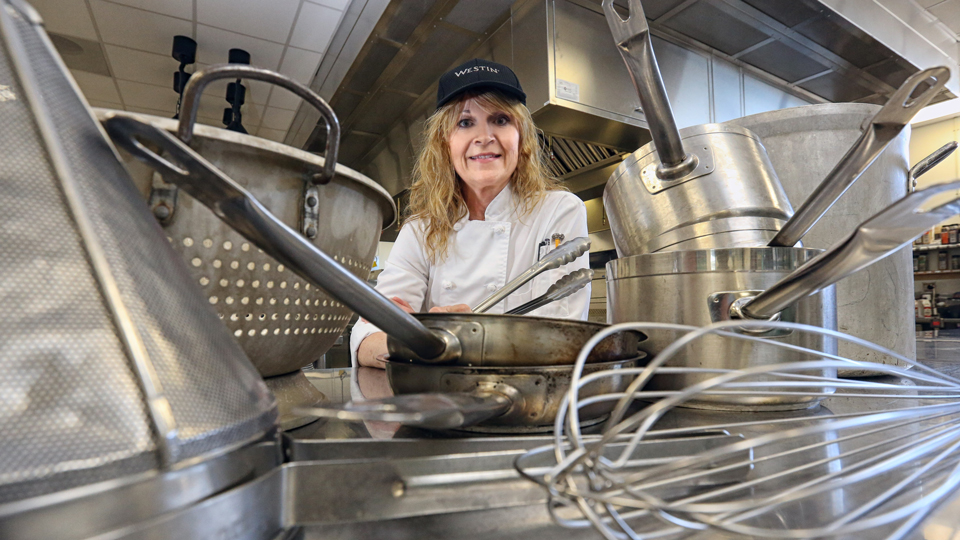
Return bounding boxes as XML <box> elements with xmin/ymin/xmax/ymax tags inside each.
<box><xmin>437</xmin><ymin>81</ymin><xmax>526</xmax><ymax>109</ymax></box>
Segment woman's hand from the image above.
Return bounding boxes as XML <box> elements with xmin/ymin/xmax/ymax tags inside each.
<box><xmin>429</xmin><ymin>304</ymin><xmax>471</xmax><ymax>313</ymax></box>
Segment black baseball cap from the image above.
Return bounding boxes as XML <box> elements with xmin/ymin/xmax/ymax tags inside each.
<box><xmin>436</xmin><ymin>58</ymin><xmax>526</xmax><ymax>109</ymax></box>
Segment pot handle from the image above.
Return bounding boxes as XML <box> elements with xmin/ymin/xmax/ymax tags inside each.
<box><xmin>177</xmin><ymin>64</ymin><xmax>340</xmax><ymax>185</ymax></box>
<box><xmin>101</xmin><ymin>113</ymin><xmax>462</xmax><ymax>363</ymax></box>
<box><xmin>909</xmin><ymin>141</ymin><xmax>958</xmax><ymax>192</ymax></box>
<box><xmin>602</xmin><ymin>0</ymin><xmax>696</xmax><ymax>178</ymax></box>
<box><xmin>769</xmin><ymin>66</ymin><xmax>950</xmax><ymax>247</ymax></box>
<box><xmin>294</xmin><ymin>392</ymin><xmax>513</xmax><ymax>429</ymax></box>
<box><xmin>736</xmin><ymin>180</ymin><xmax>960</xmax><ymax>320</ymax></box>
<box><xmin>473</xmin><ymin>237</ymin><xmax>590</xmax><ymax>313</ymax></box>
<box><xmin>506</xmin><ymin>268</ymin><xmax>594</xmax><ymax>316</ymax></box>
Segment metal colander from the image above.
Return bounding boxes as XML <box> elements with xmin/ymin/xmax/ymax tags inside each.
<box><xmin>101</xmin><ymin>112</ymin><xmax>396</xmax><ymax>380</ymax></box>
<box><xmin>0</xmin><ymin>0</ymin><xmax>276</xmax><ymax>504</ymax></box>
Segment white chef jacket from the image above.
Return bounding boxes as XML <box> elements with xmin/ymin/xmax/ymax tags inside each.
<box><xmin>349</xmin><ymin>185</ymin><xmax>591</xmax><ymax>400</ymax></box>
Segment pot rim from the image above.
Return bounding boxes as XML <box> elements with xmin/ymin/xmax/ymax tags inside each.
<box><xmin>93</xmin><ymin>108</ymin><xmax>398</xmax><ymax>229</ymax></box>
<box><xmin>606</xmin><ymin>246</ymin><xmax>825</xmax><ymax>279</ymax></box>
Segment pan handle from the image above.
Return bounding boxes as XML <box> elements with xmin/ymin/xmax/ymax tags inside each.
<box><xmin>769</xmin><ymin>66</ymin><xmax>950</xmax><ymax>247</ymax></box>
<box><xmin>294</xmin><ymin>391</ymin><xmax>513</xmax><ymax>429</ymax></box>
<box><xmin>506</xmin><ymin>268</ymin><xmax>594</xmax><ymax>316</ymax></box>
<box><xmin>473</xmin><ymin>237</ymin><xmax>590</xmax><ymax>313</ymax></box>
<box><xmin>602</xmin><ymin>0</ymin><xmax>696</xmax><ymax>178</ymax></box>
<box><xmin>101</xmin><ymin>113</ymin><xmax>462</xmax><ymax>363</ymax></box>
<box><xmin>735</xmin><ymin>180</ymin><xmax>960</xmax><ymax>320</ymax></box>
<box><xmin>909</xmin><ymin>141</ymin><xmax>958</xmax><ymax>192</ymax></box>
<box><xmin>177</xmin><ymin>64</ymin><xmax>340</xmax><ymax>185</ymax></box>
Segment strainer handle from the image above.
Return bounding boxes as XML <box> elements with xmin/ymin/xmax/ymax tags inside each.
<box><xmin>177</xmin><ymin>64</ymin><xmax>340</xmax><ymax>185</ymax></box>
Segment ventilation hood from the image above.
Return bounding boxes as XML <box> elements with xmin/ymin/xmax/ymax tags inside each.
<box><xmin>289</xmin><ymin>0</ymin><xmax>958</xmax><ymax>189</ymax></box>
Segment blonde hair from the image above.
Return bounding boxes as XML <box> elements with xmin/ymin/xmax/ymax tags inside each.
<box><xmin>406</xmin><ymin>90</ymin><xmax>562</xmax><ymax>263</ymax></box>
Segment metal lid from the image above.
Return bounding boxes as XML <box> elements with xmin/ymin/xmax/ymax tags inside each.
<box><xmin>606</xmin><ymin>247</ymin><xmax>824</xmax><ymax>279</ymax></box>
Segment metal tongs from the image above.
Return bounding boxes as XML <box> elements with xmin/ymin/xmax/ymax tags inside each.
<box><xmin>507</xmin><ymin>268</ymin><xmax>593</xmax><ymax>315</ymax></box>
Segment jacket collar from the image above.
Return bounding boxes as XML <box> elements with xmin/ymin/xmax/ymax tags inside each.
<box><xmin>480</xmin><ymin>183</ymin><xmax>516</xmax><ymax>222</ymax></box>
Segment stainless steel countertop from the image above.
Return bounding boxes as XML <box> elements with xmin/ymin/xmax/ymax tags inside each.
<box><xmin>284</xmin><ymin>339</ymin><xmax>960</xmax><ymax>539</ymax></box>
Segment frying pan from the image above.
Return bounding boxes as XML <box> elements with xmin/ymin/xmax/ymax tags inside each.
<box><xmin>301</xmin><ymin>357</ymin><xmax>644</xmax><ymax>432</ymax></box>
<box><xmin>100</xmin><ymin>109</ymin><xmax>644</xmax><ymax>367</ymax></box>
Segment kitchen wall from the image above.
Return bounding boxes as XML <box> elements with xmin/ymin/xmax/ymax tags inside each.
<box><xmin>912</xmin><ymin>113</ymin><xmax>960</xmax><ymax>297</ymax></box>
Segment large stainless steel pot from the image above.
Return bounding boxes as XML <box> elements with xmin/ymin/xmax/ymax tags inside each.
<box><xmin>0</xmin><ymin>0</ymin><xmax>276</xmax><ymax>523</ymax></box>
<box><xmin>301</xmin><ymin>357</ymin><xmax>642</xmax><ymax>432</ymax></box>
<box><xmin>607</xmin><ymin>183</ymin><xmax>960</xmax><ymax>410</ymax></box>
<box><xmin>100</xmin><ymin>66</ymin><xmax>396</xmax><ymax>429</ymax></box>
<box><xmin>601</xmin><ymin>0</ymin><xmax>791</xmax><ymax>256</ymax></box>
<box><xmin>100</xmin><ymin>113</ymin><xmax>645</xmax><ymax>369</ymax></box>
<box><xmin>725</xmin><ymin>104</ymin><xmax>921</xmax><ymax>374</ymax></box>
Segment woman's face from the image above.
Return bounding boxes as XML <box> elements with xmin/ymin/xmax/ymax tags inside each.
<box><xmin>448</xmin><ymin>98</ymin><xmax>520</xmax><ymax>193</ymax></box>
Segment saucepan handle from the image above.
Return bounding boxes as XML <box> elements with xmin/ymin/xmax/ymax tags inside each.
<box><xmin>294</xmin><ymin>392</ymin><xmax>512</xmax><ymax>429</ymax></box>
<box><xmin>101</xmin><ymin>113</ymin><xmax>462</xmax><ymax>363</ymax></box>
<box><xmin>177</xmin><ymin>64</ymin><xmax>340</xmax><ymax>185</ymax></box>
<box><xmin>769</xmin><ymin>66</ymin><xmax>951</xmax><ymax>247</ymax></box>
<box><xmin>735</xmin><ymin>180</ymin><xmax>960</xmax><ymax>320</ymax></box>
<box><xmin>602</xmin><ymin>0</ymin><xmax>695</xmax><ymax>178</ymax></box>
<box><xmin>473</xmin><ymin>237</ymin><xmax>590</xmax><ymax>313</ymax></box>
<box><xmin>909</xmin><ymin>141</ymin><xmax>958</xmax><ymax>192</ymax></box>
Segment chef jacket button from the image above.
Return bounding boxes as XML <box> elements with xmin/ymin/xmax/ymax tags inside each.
<box><xmin>443</xmin><ymin>280</ymin><xmax>456</xmax><ymax>290</ymax></box>
<box><xmin>493</xmin><ymin>225</ymin><xmax>506</xmax><ymax>234</ymax></box>
<box><xmin>486</xmin><ymin>283</ymin><xmax>498</xmax><ymax>292</ymax></box>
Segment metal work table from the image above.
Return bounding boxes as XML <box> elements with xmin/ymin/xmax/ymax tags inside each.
<box><xmin>277</xmin><ymin>347</ymin><xmax>960</xmax><ymax>539</ymax></box>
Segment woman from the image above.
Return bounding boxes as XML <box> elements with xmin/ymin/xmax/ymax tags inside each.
<box><xmin>349</xmin><ymin>58</ymin><xmax>591</xmax><ymax>398</ymax></box>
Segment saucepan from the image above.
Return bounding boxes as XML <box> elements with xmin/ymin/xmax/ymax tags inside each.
<box><xmin>99</xmin><ymin>110</ymin><xmax>645</xmax><ymax>370</ymax></box>
<box><xmin>607</xmin><ymin>181</ymin><xmax>960</xmax><ymax>410</ymax></box>
<box><xmin>600</xmin><ymin>0</ymin><xmax>949</xmax><ymax>256</ymax></box>
<box><xmin>303</xmin><ymin>356</ymin><xmax>643</xmax><ymax>432</ymax></box>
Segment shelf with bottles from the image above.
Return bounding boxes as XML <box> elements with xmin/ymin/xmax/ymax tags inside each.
<box><xmin>913</xmin><ymin>243</ymin><xmax>960</xmax><ymax>252</ymax></box>
<box><xmin>914</xmin><ymin>271</ymin><xmax>960</xmax><ymax>280</ymax></box>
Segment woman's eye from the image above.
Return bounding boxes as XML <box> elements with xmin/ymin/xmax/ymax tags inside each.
<box><xmin>457</xmin><ymin>119</ymin><xmax>472</xmax><ymax>128</ymax></box>
<box><xmin>495</xmin><ymin>115</ymin><xmax>510</xmax><ymax>126</ymax></box>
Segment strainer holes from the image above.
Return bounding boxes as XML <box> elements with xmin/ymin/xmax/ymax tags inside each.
<box><xmin>209</xmin><ymin>296</ymin><xmax>219</xmax><ymax>304</ymax></box>
<box><xmin>295</xmin><ymin>314</ymin><xmax>302</xmax><ymax>321</ymax></box>
<box><xmin>294</xmin><ymin>282</ymin><xmax>300</xmax><ymax>290</ymax></box>
<box><xmin>252</xmin><ymin>280</ymin><xmax>260</xmax><ymax>288</ymax></box>
<box><xmin>230</xmin><ymin>261</ymin><xmax>239</xmax><ymax>270</ymax></box>
<box><xmin>284</xmin><ymin>329</ymin><xmax>290</xmax><ymax>335</ymax></box>
<box><xmin>248</xmin><ymin>329</ymin><xmax>256</xmax><ymax>337</ymax></box>
<box><xmin>259</xmin><ymin>314</ymin><xmax>266</xmax><ymax>320</ymax></box>
<box><xmin>322</xmin><ymin>300</ymin><xmax>328</xmax><ymax>307</ymax></box>
<box><xmin>304</xmin><ymin>299</ymin><xmax>311</xmax><ymax>306</ymax></box>
<box><xmin>241</xmin><ymin>243</ymin><xmax>250</xmax><ymax>252</ymax></box>
<box><xmin>199</xmin><ymin>277</ymin><xmax>210</xmax><ymax>286</ymax></box>
<box><xmin>223</xmin><ymin>241</ymin><xmax>232</xmax><ymax>250</ymax></box>
<box><xmin>280</xmin><ymin>281</ymin><xmax>288</xmax><ymax>289</ymax></box>
<box><xmin>234</xmin><ymin>329</ymin><xmax>242</xmax><ymax>337</ymax></box>
<box><xmin>241</xmin><ymin>297</ymin><xmax>249</xmax><ymax>305</ymax></box>
<box><xmin>247</xmin><ymin>262</ymin><xmax>255</xmax><ymax>271</ymax></box>
<box><xmin>277</xmin><ymin>265</ymin><xmax>285</xmax><ymax>272</ymax></box>
<box><xmin>225</xmin><ymin>297</ymin><xmax>235</xmax><ymax>305</ymax></box>
<box><xmin>213</xmin><ymin>259</ymin><xmax>222</xmax><ymax>268</ymax></box>
<box><xmin>269</xmin><ymin>298</ymin><xmax>277</xmax><ymax>305</ymax></box>
<box><xmin>267</xmin><ymin>281</ymin><xmax>275</xmax><ymax>289</ymax></box>
<box><xmin>183</xmin><ymin>237</ymin><xmax>194</xmax><ymax>247</ymax></box>
<box><xmin>294</xmin><ymin>329</ymin><xmax>300</xmax><ymax>335</ymax></box>
<box><xmin>284</xmin><ymin>314</ymin><xmax>291</xmax><ymax>320</ymax></box>
<box><xmin>230</xmin><ymin>314</ymin><xmax>239</xmax><ymax>321</ymax></box>
<box><xmin>274</xmin><ymin>329</ymin><xmax>280</xmax><ymax>335</ymax></box>
<box><xmin>294</xmin><ymin>298</ymin><xmax>300</xmax><ymax>305</ymax></box>
<box><xmin>236</xmin><ymin>279</ymin><xmax>245</xmax><ymax>287</ymax></box>
<box><xmin>203</xmin><ymin>238</ymin><xmax>213</xmax><ymax>248</ymax></box>
<box><xmin>261</xmin><ymin>329</ymin><xmax>268</xmax><ymax>336</ymax></box>
<box><xmin>219</xmin><ymin>279</ymin><xmax>229</xmax><ymax>287</ymax></box>
<box><xmin>305</xmin><ymin>284</ymin><xmax>311</xmax><ymax>290</ymax></box>
<box><xmin>245</xmin><ymin>313</ymin><xmax>253</xmax><ymax>321</ymax></box>
<box><xmin>283</xmin><ymin>298</ymin><xmax>290</xmax><ymax>305</ymax></box>
<box><xmin>191</xmin><ymin>257</ymin><xmax>202</xmax><ymax>267</ymax></box>
<box><xmin>263</xmin><ymin>263</ymin><xmax>271</xmax><ymax>271</ymax></box>
<box><xmin>256</xmin><ymin>297</ymin><xmax>264</xmax><ymax>305</ymax></box>
<box><xmin>321</xmin><ymin>314</ymin><xmax>326</xmax><ymax>321</ymax></box>
<box><xmin>271</xmin><ymin>314</ymin><xmax>278</xmax><ymax>320</ymax></box>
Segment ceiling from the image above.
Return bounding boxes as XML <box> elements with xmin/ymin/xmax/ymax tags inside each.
<box><xmin>920</xmin><ymin>0</ymin><xmax>960</xmax><ymax>37</ymax></box>
<box><xmin>27</xmin><ymin>0</ymin><xmax>352</xmax><ymax>142</ymax></box>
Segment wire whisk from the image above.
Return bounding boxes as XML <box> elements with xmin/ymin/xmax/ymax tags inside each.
<box><xmin>515</xmin><ymin>320</ymin><xmax>960</xmax><ymax>539</ymax></box>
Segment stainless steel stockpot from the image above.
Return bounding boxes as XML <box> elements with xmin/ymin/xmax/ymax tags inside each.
<box><xmin>607</xmin><ymin>247</ymin><xmax>838</xmax><ymax>411</ymax></box>
<box><xmin>604</xmin><ymin>123</ymin><xmax>792</xmax><ymax>256</ymax></box>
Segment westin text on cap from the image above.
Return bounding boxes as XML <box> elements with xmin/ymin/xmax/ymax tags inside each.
<box><xmin>436</xmin><ymin>58</ymin><xmax>526</xmax><ymax>109</ymax></box>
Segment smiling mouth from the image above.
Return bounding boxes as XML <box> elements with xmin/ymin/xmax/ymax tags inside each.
<box><xmin>469</xmin><ymin>153</ymin><xmax>501</xmax><ymax>161</ymax></box>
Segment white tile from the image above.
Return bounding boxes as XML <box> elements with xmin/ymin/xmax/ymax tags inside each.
<box><xmin>117</xmin><ymin>79</ymin><xmax>179</xmax><ymax>112</ymax></box>
<box><xmin>70</xmin><ymin>70</ymin><xmax>122</xmax><ymax>103</ymax></box>
<box><xmin>289</xmin><ymin>2</ymin><xmax>341</xmax><ymax>53</ymax></box>
<box><xmin>260</xmin><ymin>107</ymin><xmax>296</xmax><ymax>130</ymax></box>
<box><xmin>105</xmin><ymin>45</ymin><xmax>178</xmax><ymax>88</ymax></box>
<box><xmin>257</xmin><ymin>127</ymin><xmax>289</xmax><ymax>143</ymax></box>
<box><xmin>90</xmin><ymin>0</ymin><xmax>192</xmax><ymax>55</ymax></box>
<box><xmin>197</xmin><ymin>0</ymin><xmax>300</xmax><ymax>43</ymax></box>
<box><xmin>307</xmin><ymin>0</ymin><xmax>350</xmax><ymax>11</ymax></box>
<box><xmin>196</xmin><ymin>25</ymin><xmax>285</xmax><ymax>70</ymax></box>
<box><xmin>279</xmin><ymin>47</ymin><xmax>322</xmax><ymax>83</ymax></box>
<box><xmin>30</xmin><ymin>0</ymin><xmax>98</xmax><ymax>40</ymax></box>
<box><xmin>107</xmin><ymin>0</ymin><xmax>192</xmax><ymax>19</ymax></box>
<box><xmin>267</xmin><ymin>88</ymin><xmax>302</xmax><ymax>111</ymax></box>
<box><xmin>88</xmin><ymin>99</ymin><xmax>123</xmax><ymax>109</ymax></box>
<box><xmin>125</xmin><ymin>105</ymin><xmax>173</xmax><ymax>117</ymax></box>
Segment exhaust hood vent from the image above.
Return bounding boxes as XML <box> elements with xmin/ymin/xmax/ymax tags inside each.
<box><xmin>542</xmin><ymin>135</ymin><xmax>620</xmax><ymax>178</ymax></box>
